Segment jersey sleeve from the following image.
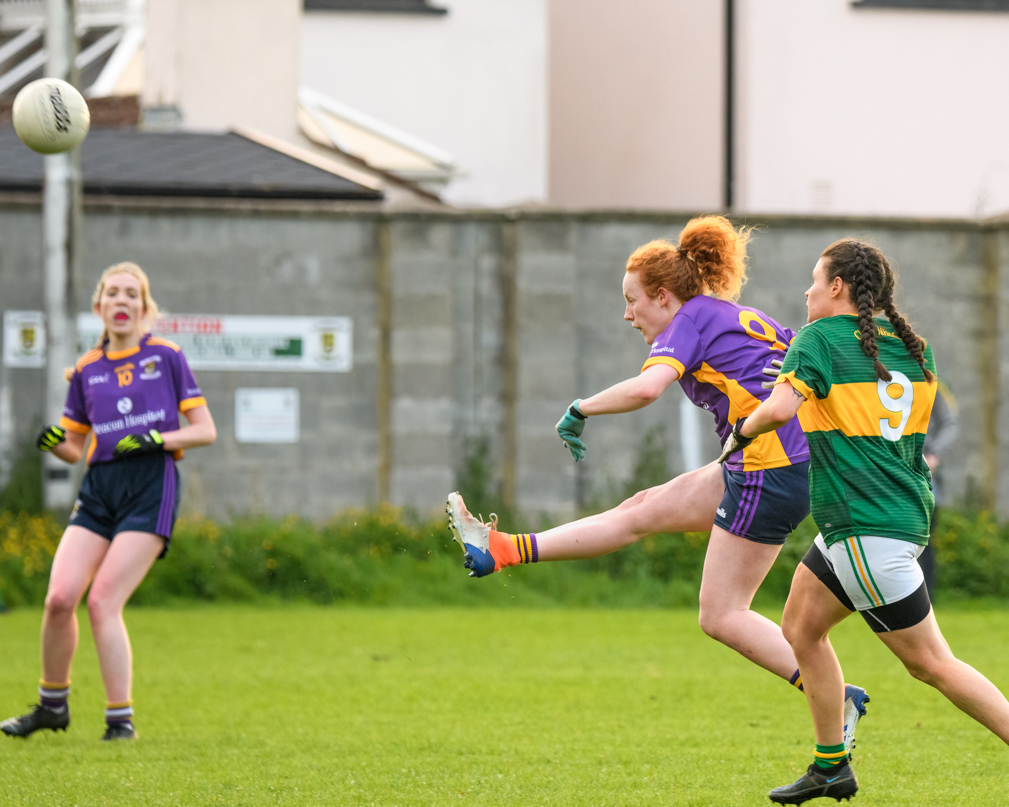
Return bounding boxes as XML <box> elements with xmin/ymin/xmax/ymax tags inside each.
<box><xmin>173</xmin><ymin>350</ymin><xmax>207</xmax><ymax>412</ymax></box>
<box><xmin>776</xmin><ymin>325</ymin><xmax>832</xmax><ymax>400</ymax></box>
<box><xmin>641</xmin><ymin>313</ymin><xmax>704</xmax><ymax>377</ymax></box>
<box><xmin>59</xmin><ymin>371</ymin><xmax>91</xmax><ymax>433</ymax></box>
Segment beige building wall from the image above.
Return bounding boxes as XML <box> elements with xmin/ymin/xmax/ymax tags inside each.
<box><xmin>143</xmin><ymin>0</ymin><xmax>301</xmax><ymax>142</ymax></box>
<box><xmin>735</xmin><ymin>0</ymin><xmax>1009</xmax><ymax>218</ymax></box>
<box><xmin>300</xmin><ymin>0</ymin><xmax>548</xmax><ymax>208</ymax></box>
<box><xmin>548</xmin><ymin>0</ymin><xmax>724</xmax><ymax>210</ymax></box>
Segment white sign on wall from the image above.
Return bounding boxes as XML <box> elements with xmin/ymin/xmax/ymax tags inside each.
<box><xmin>77</xmin><ymin>314</ymin><xmax>353</xmax><ymax>372</ymax></box>
<box><xmin>235</xmin><ymin>388</ymin><xmax>300</xmax><ymax>444</ymax></box>
<box><xmin>2</xmin><ymin>311</ymin><xmax>46</xmax><ymax>368</ymax></box>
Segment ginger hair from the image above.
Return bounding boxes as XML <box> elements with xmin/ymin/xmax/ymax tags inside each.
<box><xmin>626</xmin><ymin>215</ymin><xmax>752</xmax><ymax>303</ymax></box>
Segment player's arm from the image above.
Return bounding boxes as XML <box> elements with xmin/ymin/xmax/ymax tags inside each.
<box><xmin>555</xmin><ymin>365</ymin><xmax>679</xmax><ymax>462</ymax></box>
<box><xmin>36</xmin><ymin>424</ymin><xmax>87</xmax><ymax>463</ymax></box>
<box><xmin>717</xmin><ymin>380</ymin><xmax>805</xmax><ymax>463</ymax></box>
<box><xmin>578</xmin><ymin>364</ymin><xmax>681</xmax><ymax>415</ymax></box>
<box><xmin>158</xmin><ymin>405</ymin><xmax>217</xmax><ymax>452</ymax></box>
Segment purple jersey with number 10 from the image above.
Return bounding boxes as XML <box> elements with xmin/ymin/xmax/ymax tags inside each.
<box><xmin>641</xmin><ymin>295</ymin><xmax>809</xmax><ymax>472</ymax></box>
<box><xmin>60</xmin><ymin>333</ymin><xmax>206</xmax><ymax>465</ymax></box>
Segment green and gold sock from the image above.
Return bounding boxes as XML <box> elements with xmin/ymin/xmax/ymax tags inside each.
<box><xmin>813</xmin><ymin>742</ymin><xmax>848</xmax><ymax>770</ymax></box>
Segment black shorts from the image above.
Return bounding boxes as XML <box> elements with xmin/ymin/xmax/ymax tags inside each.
<box><xmin>69</xmin><ymin>453</ymin><xmax>179</xmax><ymax>558</ymax></box>
<box><xmin>713</xmin><ymin>461</ymin><xmax>811</xmax><ymax>545</ymax></box>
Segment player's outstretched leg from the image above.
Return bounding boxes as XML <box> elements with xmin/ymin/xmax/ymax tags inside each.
<box><xmin>768</xmin><ymin>761</ymin><xmax>858</xmax><ymax>805</ymax></box>
<box><xmin>843</xmin><ymin>685</ymin><xmax>869</xmax><ymax>753</ymax></box>
<box><xmin>446</xmin><ymin>492</ymin><xmax>523</xmax><ymax>577</ymax></box>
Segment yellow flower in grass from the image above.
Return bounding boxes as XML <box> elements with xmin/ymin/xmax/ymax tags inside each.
<box><xmin>0</xmin><ymin>512</ymin><xmax>62</xmax><ymax>577</ymax></box>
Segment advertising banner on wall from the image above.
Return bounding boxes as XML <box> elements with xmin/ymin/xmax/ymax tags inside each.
<box><xmin>75</xmin><ymin>314</ymin><xmax>353</xmax><ymax>372</ymax></box>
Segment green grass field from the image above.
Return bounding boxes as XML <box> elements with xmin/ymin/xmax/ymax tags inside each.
<box><xmin>2</xmin><ymin>606</ymin><xmax>1008</xmax><ymax>806</ymax></box>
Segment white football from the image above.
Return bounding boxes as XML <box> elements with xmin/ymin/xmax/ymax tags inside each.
<box><xmin>12</xmin><ymin>78</ymin><xmax>90</xmax><ymax>154</ymax></box>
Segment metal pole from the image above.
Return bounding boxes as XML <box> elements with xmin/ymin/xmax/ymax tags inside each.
<box><xmin>42</xmin><ymin>0</ymin><xmax>81</xmax><ymax>509</ymax></box>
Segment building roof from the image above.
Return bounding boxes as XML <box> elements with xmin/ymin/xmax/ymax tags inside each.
<box><xmin>304</xmin><ymin>0</ymin><xmax>447</xmax><ymax>13</ymax></box>
<box><xmin>0</xmin><ymin>127</ymin><xmax>383</xmax><ymax>200</ymax></box>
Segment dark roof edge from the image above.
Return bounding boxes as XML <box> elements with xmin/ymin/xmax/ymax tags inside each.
<box><xmin>0</xmin><ymin>192</ymin><xmax>1002</xmax><ymax>230</ymax></box>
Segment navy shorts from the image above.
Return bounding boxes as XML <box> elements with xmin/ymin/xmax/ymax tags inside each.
<box><xmin>713</xmin><ymin>461</ymin><xmax>810</xmax><ymax>545</ymax></box>
<box><xmin>69</xmin><ymin>453</ymin><xmax>180</xmax><ymax>558</ymax></box>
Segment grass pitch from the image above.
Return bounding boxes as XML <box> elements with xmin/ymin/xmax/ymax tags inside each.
<box><xmin>1</xmin><ymin>606</ymin><xmax>1008</xmax><ymax>806</ymax></box>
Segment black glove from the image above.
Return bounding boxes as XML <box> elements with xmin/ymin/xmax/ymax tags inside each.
<box><xmin>36</xmin><ymin>424</ymin><xmax>67</xmax><ymax>452</ymax></box>
<box><xmin>113</xmin><ymin>429</ymin><xmax>165</xmax><ymax>457</ymax></box>
<box><xmin>717</xmin><ymin>417</ymin><xmax>756</xmax><ymax>464</ymax></box>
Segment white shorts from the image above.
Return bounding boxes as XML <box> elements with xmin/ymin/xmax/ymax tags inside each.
<box><xmin>805</xmin><ymin>533</ymin><xmax>932</xmax><ymax>633</ymax></box>
<box><xmin>814</xmin><ymin>533</ymin><xmax>925</xmax><ymax>611</ymax></box>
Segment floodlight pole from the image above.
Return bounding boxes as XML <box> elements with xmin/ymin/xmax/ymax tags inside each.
<box><xmin>42</xmin><ymin>0</ymin><xmax>82</xmax><ymax>510</ymax></box>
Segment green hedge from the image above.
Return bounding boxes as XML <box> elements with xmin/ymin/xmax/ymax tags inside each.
<box><xmin>3</xmin><ymin>505</ymin><xmax>1009</xmax><ymax>608</ymax></box>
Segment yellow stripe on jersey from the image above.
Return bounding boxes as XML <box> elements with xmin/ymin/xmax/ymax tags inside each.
<box><xmin>75</xmin><ymin>348</ymin><xmax>103</xmax><ymax>373</ymax></box>
<box><xmin>146</xmin><ymin>336</ymin><xmax>182</xmax><ymax>352</ymax></box>
<box><xmin>775</xmin><ymin>371</ymin><xmax>815</xmax><ymax>401</ymax></box>
<box><xmin>641</xmin><ymin>356</ymin><xmax>685</xmax><ymax>377</ymax></box>
<box><xmin>179</xmin><ymin>396</ymin><xmax>207</xmax><ymax>412</ymax></box>
<box><xmin>59</xmin><ymin>416</ymin><xmax>91</xmax><ymax>435</ymax></box>
<box><xmin>105</xmin><ymin>345</ymin><xmax>141</xmax><ymax>360</ymax></box>
<box><xmin>692</xmin><ymin>362</ymin><xmax>793</xmax><ymax>471</ymax></box>
<box><xmin>791</xmin><ymin>381</ymin><xmax>935</xmax><ymax>438</ymax></box>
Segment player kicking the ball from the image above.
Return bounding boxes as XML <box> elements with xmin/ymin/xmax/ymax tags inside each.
<box><xmin>447</xmin><ymin>216</ymin><xmax>868</xmax><ymax>749</ymax></box>
<box><xmin>1</xmin><ymin>263</ymin><xmax>216</xmax><ymax>741</ymax></box>
<box><xmin>722</xmin><ymin>239</ymin><xmax>1009</xmax><ymax>804</ymax></box>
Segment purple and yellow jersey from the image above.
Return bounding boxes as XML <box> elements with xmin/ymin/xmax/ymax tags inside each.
<box><xmin>60</xmin><ymin>333</ymin><xmax>206</xmax><ymax>465</ymax></box>
<box><xmin>641</xmin><ymin>295</ymin><xmax>809</xmax><ymax>472</ymax></box>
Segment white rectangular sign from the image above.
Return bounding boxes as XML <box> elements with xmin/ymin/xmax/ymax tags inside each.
<box><xmin>77</xmin><ymin>313</ymin><xmax>352</xmax><ymax>372</ymax></box>
<box><xmin>235</xmin><ymin>388</ymin><xmax>300</xmax><ymax>444</ymax></box>
<box><xmin>2</xmin><ymin>311</ymin><xmax>46</xmax><ymax>368</ymax></box>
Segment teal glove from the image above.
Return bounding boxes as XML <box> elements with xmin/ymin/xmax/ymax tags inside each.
<box><xmin>556</xmin><ymin>399</ymin><xmax>587</xmax><ymax>462</ymax></box>
<box><xmin>114</xmin><ymin>429</ymin><xmax>165</xmax><ymax>457</ymax></box>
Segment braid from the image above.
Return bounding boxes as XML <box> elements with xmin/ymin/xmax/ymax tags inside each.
<box><xmin>822</xmin><ymin>239</ymin><xmax>936</xmax><ymax>386</ymax></box>
<box><xmin>879</xmin><ymin>257</ymin><xmax>936</xmax><ymax>382</ymax></box>
<box><xmin>850</xmin><ymin>245</ymin><xmax>892</xmax><ymax>382</ymax></box>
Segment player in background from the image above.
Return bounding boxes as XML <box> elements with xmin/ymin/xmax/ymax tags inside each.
<box><xmin>447</xmin><ymin>215</ymin><xmax>868</xmax><ymax>745</ymax></box>
<box><xmin>718</xmin><ymin>239</ymin><xmax>1009</xmax><ymax>804</ymax></box>
<box><xmin>919</xmin><ymin>383</ymin><xmax>957</xmax><ymax>599</ymax></box>
<box><xmin>1</xmin><ymin>262</ymin><xmax>216</xmax><ymax>741</ymax></box>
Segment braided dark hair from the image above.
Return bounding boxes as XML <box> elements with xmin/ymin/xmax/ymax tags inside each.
<box><xmin>820</xmin><ymin>239</ymin><xmax>935</xmax><ymax>383</ymax></box>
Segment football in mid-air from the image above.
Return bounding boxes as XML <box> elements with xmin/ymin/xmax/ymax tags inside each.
<box><xmin>12</xmin><ymin>77</ymin><xmax>90</xmax><ymax>154</ymax></box>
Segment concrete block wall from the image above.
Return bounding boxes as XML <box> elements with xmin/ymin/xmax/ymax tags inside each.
<box><xmin>0</xmin><ymin>197</ymin><xmax>1005</xmax><ymax>521</ymax></box>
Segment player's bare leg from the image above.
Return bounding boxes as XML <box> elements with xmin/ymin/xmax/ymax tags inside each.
<box><xmin>42</xmin><ymin>527</ymin><xmax>110</xmax><ymax>684</ymax></box>
<box><xmin>534</xmin><ymin>461</ymin><xmax>724</xmax><ymax>560</ymax></box>
<box><xmin>781</xmin><ymin>564</ymin><xmax>856</xmax><ymax>747</ymax></box>
<box><xmin>1</xmin><ymin>526</ymin><xmax>107</xmax><ymax>738</ymax></box>
<box><xmin>87</xmin><ymin>531</ymin><xmax>164</xmax><ymax>705</ymax></box>
<box><xmin>876</xmin><ymin>610</ymin><xmax>1009</xmax><ymax>744</ymax></box>
<box><xmin>698</xmin><ymin>526</ymin><xmax>798</xmax><ymax>680</ymax></box>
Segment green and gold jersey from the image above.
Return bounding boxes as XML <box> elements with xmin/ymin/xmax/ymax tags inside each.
<box><xmin>777</xmin><ymin>315</ymin><xmax>936</xmax><ymax>546</ymax></box>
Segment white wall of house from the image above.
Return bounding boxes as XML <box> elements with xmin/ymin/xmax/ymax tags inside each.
<box><xmin>144</xmin><ymin>0</ymin><xmax>301</xmax><ymax>142</ymax></box>
<box><xmin>548</xmin><ymin>0</ymin><xmax>724</xmax><ymax>211</ymax></box>
<box><xmin>300</xmin><ymin>1</ymin><xmax>548</xmax><ymax>208</ymax></box>
<box><xmin>736</xmin><ymin>0</ymin><xmax>1009</xmax><ymax>218</ymax></box>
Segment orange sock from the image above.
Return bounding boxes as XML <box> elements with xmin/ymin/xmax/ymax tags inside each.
<box><xmin>488</xmin><ymin>531</ymin><xmax>521</xmax><ymax>571</ymax></box>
